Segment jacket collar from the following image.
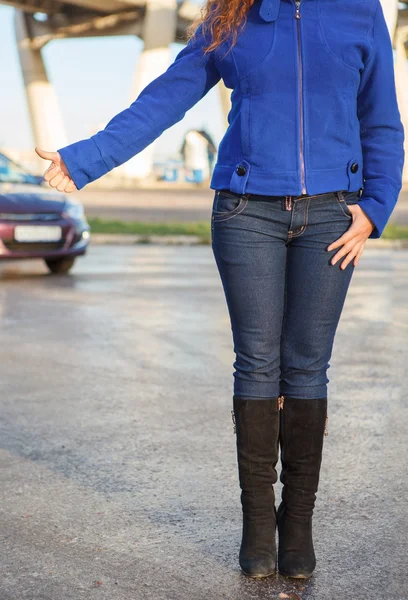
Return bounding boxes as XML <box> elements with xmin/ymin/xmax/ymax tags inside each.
<box><xmin>259</xmin><ymin>0</ymin><xmax>280</xmax><ymax>22</ymax></box>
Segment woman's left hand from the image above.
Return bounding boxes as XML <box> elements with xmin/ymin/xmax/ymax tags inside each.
<box><xmin>327</xmin><ymin>205</ymin><xmax>375</xmax><ymax>269</ymax></box>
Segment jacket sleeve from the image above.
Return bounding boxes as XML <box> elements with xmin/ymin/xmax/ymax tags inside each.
<box><xmin>57</xmin><ymin>25</ymin><xmax>221</xmax><ymax>190</ymax></box>
<box><xmin>356</xmin><ymin>0</ymin><xmax>405</xmax><ymax>239</ymax></box>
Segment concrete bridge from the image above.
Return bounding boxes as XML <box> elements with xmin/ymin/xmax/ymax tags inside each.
<box><xmin>2</xmin><ymin>0</ymin><xmax>408</xmax><ymax>181</ymax></box>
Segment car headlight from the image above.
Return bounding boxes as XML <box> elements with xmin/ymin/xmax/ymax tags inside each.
<box><xmin>63</xmin><ymin>202</ymin><xmax>85</xmax><ymax>220</ymax></box>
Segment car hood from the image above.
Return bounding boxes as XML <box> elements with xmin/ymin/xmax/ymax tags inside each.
<box><xmin>0</xmin><ymin>182</ymin><xmax>70</xmax><ymax>214</ymax></box>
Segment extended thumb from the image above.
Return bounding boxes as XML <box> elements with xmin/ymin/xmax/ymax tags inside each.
<box><xmin>35</xmin><ymin>147</ymin><xmax>57</xmax><ymax>161</ymax></box>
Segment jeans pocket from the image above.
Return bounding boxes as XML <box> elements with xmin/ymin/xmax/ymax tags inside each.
<box><xmin>212</xmin><ymin>190</ymin><xmax>249</xmax><ymax>222</ymax></box>
<box><xmin>336</xmin><ymin>191</ymin><xmax>360</xmax><ymax>218</ymax></box>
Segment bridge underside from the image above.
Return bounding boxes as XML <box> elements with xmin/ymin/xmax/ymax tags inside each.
<box><xmin>1</xmin><ymin>0</ymin><xmax>196</xmax><ymax>47</ymax></box>
<box><xmin>1</xmin><ymin>0</ymin><xmax>407</xmax><ymax>44</ymax></box>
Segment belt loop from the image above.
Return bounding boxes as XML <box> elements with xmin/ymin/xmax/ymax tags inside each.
<box><xmin>336</xmin><ymin>191</ymin><xmax>344</xmax><ymax>202</ymax></box>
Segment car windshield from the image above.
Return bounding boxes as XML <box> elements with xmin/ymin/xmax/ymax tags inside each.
<box><xmin>0</xmin><ymin>152</ymin><xmax>42</xmax><ymax>185</ymax></box>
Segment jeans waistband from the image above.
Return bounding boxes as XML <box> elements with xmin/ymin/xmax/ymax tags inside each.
<box><xmin>218</xmin><ymin>189</ymin><xmax>362</xmax><ymax>202</ymax></box>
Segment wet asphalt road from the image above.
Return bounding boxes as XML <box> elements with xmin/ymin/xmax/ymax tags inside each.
<box><xmin>0</xmin><ymin>245</ymin><xmax>407</xmax><ymax>600</ymax></box>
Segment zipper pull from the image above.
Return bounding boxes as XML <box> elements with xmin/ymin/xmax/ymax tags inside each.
<box><xmin>324</xmin><ymin>415</ymin><xmax>329</xmax><ymax>437</ymax></box>
<box><xmin>231</xmin><ymin>409</ymin><xmax>236</xmax><ymax>434</ymax></box>
<box><xmin>294</xmin><ymin>1</ymin><xmax>301</xmax><ymax>18</ymax></box>
<box><xmin>278</xmin><ymin>395</ymin><xmax>285</xmax><ymax>410</ymax></box>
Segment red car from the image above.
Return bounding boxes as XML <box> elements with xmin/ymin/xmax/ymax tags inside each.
<box><xmin>0</xmin><ymin>151</ymin><xmax>90</xmax><ymax>274</ymax></box>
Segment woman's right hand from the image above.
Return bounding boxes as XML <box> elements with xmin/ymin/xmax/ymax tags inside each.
<box><xmin>35</xmin><ymin>147</ymin><xmax>78</xmax><ymax>193</ymax></box>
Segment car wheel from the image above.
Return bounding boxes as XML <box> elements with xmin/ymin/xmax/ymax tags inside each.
<box><xmin>45</xmin><ymin>257</ymin><xmax>76</xmax><ymax>274</ymax></box>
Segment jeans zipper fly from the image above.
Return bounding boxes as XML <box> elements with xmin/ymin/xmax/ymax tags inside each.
<box><xmin>294</xmin><ymin>0</ymin><xmax>307</xmax><ymax>195</ymax></box>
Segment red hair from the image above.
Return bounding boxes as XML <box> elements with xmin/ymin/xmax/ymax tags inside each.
<box><xmin>186</xmin><ymin>0</ymin><xmax>255</xmax><ymax>54</ymax></box>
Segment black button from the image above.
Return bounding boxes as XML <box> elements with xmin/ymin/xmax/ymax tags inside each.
<box><xmin>236</xmin><ymin>165</ymin><xmax>247</xmax><ymax>176</ymax></box>
<box><xmin>350</xmin><ymin>162</ymin><xmax>359</xmax><ymax>174</ymax></box>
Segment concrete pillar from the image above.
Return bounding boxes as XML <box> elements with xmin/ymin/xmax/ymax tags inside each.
<box><xmin>123</xmin><ymin>0</ymin><xmax>178</xmax><ymax>180</ymax></box>
<box><xmin>379</xmin><ymin>1</ymin><xmax>408</xmax><ymax>184</ymax></box>
<box><xmin>394</xmin><ymin>25</ymin><xmax>408</xmax><ymax>184</ymax></box>
<box><xmin>380</xmin><ymin>0</ymin><xmax>399</xmax><ymax>38</ymax></box>
<box><xmin>218</xmin><ymin>81</ymin><xmax>231</xmax><ymax>130</ymax></box>
<box><xmin>14</xmin><ymin>10</ymin><xmax>67</xmax><ymax>165</ymax></box>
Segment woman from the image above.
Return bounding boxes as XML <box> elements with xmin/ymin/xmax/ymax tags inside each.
<box><xmin>36</xmin><ymin>0</ymin><xmax>405</xmax><ymax>580</ymax></box>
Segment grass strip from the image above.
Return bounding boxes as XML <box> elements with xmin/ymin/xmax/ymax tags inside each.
<box><xmin>88</xmin><ymin>217</ymin><xmax>209</xmax><ymax>236</ymax></box>
<box><xmin>381</xmin><ymin>224</ymin><xmax>408</xmax><ymax>240</ymax></box>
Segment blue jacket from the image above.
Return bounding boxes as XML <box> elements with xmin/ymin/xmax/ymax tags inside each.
<box><xmin>58</xmin><ymin>0</ymin><xmax>405</xmax><ymax>238</ymax></box>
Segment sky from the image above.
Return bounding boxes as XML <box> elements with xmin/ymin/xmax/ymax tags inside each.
<box><xmin>0</xmin><ymin>4</ymin><xmax>225</xmax><ymax>160</ymax></box>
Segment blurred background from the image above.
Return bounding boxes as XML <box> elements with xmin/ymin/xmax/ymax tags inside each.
<box><xmin>0</xmin><ymin>0</ymin><xmax>230</xmax><ymax>187</ymax></box>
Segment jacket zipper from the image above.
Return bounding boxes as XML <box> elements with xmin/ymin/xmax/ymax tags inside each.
<box><xmin>294</xmin><ymin>0</ymin><xmax>307</xmax><ymax>195</ymax></box>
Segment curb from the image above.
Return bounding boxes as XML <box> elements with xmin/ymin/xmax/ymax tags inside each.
<box><xmin>90</xmin><ymin>234</ymin><xmax>408</xmax><ymax>248</ymax></box>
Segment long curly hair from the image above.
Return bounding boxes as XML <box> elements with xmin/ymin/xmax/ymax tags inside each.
<box><xmin>186</xmin><ymin>0</ymin><xmax>255</xmax><ymax>55</ymax></box>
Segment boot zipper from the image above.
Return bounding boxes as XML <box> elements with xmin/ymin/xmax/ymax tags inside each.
<box><xmin>233</xmin><ymin>397</ymin><xmax>286</xmax><ymax>431</ymax></box>
<box><xmin>294</xmin><ymin>0</ymin><xmax>307</xmax><ymax>195</ymax></box>
<box><xmin>279</xmin><ymin>395</ymin><xmax>327</xmax><ymax>435</ymax></box>
<box><xmin>231</xmin><ymin>409</ymin><xmax>236</xmax><ymax>434</ymax></box>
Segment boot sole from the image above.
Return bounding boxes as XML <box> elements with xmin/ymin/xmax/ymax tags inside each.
<box><xmin>240</xmin><ymin>568</ymin><xmax>277</xmax><ymax>578</ymax></box>
<box><xmin>278</xmin><ymin>571</ymin><xmax>313</xmax><ymax>579</ymax></box>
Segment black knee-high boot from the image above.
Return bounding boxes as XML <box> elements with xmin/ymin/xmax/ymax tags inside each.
<box><xmin>277</xmin><ymin>396</ymin><xmax>328</xmax><ymax>579</ymax></box>
<box><xmin>232</xmin><ymin>396</ymin><xmax>280</xmax><ymax>578</ymax></box>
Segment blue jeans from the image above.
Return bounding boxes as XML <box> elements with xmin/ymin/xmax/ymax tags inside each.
<box><xmin>211</xmin><ymin>189</ymin><xmax>361</xmax><ymax>400</ymax></box>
